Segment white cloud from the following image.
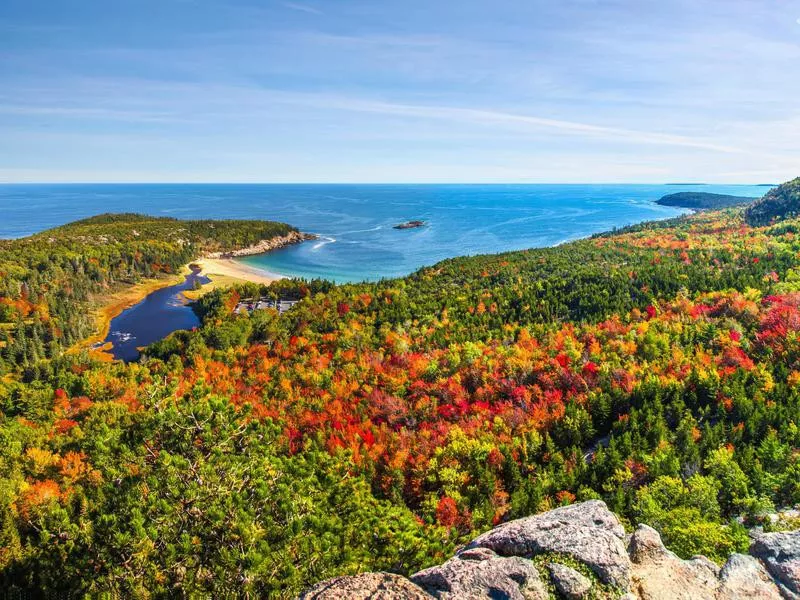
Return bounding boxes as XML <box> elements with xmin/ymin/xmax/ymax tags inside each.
<box><xmin>310</xmin><ymin>97</ymin><xmax>744</xmax><ymax>153</ymax></box>
<box><xmin>0</xmin><ymin>104</ymin><xmax>190</xmax><ymax>123</ymax></box>
<box><xmin>282</xmin><ymin>2</ymin><xmax>322</xmax><ymax>15</ymax></box>
<box><xmin>3</xmin><ymin>0</ymin><xmax>799</xmax><ymax>183</ymax></box>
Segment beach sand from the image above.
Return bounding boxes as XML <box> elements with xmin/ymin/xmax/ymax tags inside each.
<box><xmin>194</xmin><ymin>257</ymin><xmax>283</xmax><ymax>285</ymax></box>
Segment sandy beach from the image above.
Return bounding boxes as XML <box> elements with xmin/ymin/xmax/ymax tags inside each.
<box><xmin>194</xmin><ymin>257</ymin><xmax>284</xmax><ymax>285</ymax></box>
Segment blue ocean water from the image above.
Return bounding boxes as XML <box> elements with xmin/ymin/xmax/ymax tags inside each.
<box><xmin>0</xmin><ymin>184</ymin><xmax>771</xmax><ymax>282</ymax></box>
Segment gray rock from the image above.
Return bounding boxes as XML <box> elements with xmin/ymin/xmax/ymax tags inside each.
<box><xmin>411</xmin><ymin>547</ymin><xmax>547</xmax><ymax>599</ymax></box>
<box><xmin>628</xmin><ymin>524</ymin><xmax>672</xmax><ymax>565</ymax></box>
<box><xmin>687</xmin><ymin>555</ymin><xmax>720</xmax><ymax>577</ymax></box>
<box><xmin>466</xmin><ymin>500</ymin><xmax>631</xmax><ymax>590</ymax></box>
<box><xmin>548</xmin><ymin>562</ymin><xmax>592</xmax><ymax>599</ymax></box>
<box><xmin>298</xmin><ymin>572</ymin><xmax>433</xmax><ymax>599</ymax></box>
<box><xmin>750</xmin><ymin>531</ymin><xmax>800</xmax><ymax>598</ymax></box>
<box><xmin>718</xmin><ymin>553</ymin><xmax>782</xmax><ymax>599</ymax></box>
<box><xmin>297</xmin><ymin>506</ymin><xmax>800</xmax><ymax>600</ymax></box>
<box><xmin>628</xmin><ymin>524</ymin><xmax>719</xmax><ymax>599</ymax></box>
<box><xmin>457</xmin><ymin>547</ymin><xmax>500</xmax><ymax>562</ymax></box>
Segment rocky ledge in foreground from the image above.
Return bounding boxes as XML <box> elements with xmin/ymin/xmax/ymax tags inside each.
<box><xmin>299</xmin><ymin>500</ymin><xmax>800</xmax><ymax>600</ymax></box>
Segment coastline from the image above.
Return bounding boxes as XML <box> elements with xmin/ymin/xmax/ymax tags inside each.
<box><xmin>188</xmin><ymin>229</ymin><xmax>312</xmax><ymax>292</ymax></box>
<box><xmin>203</xmin><ymin>230</ymin><xmax>316</xmax><ymax>259</ymax></box>
<box><xmin>74</xmin><ymin>231</ymin><xmax>313</xmax><ymax>357</ymax></box>
<box><xmin>193</xmin><ymin>257</ymin><xmax>284</xmax><ymax>286</ymax></box>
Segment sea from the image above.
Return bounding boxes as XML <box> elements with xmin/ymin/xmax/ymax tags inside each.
<box><xmin>0</xmin><ymin>183</ymin><xmax>772</xmax><ymax>283</ymax></box>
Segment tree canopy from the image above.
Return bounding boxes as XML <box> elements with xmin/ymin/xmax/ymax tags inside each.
<box><xmin>2</xmin><ymin>195</ymin><xmax>800</xmax><ymax>597</ymax></box>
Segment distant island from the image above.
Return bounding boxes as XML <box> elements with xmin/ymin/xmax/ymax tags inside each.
<box><xmin>656</xmin><ymin>191</ymin><xmax>757</xmax><ymax>210</ymax></box>
<box><xmin>393</xmin><ymin>220</ymin><xmax>426</xmax><ymax>229</ymax></box>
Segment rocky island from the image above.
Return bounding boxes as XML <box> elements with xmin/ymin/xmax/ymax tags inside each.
<box><xmin>394</xmin><ymin>220</ymin><xmax>426</xmax><ymax>229</ymax></box>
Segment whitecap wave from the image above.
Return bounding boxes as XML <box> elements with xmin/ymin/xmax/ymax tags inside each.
<box><xmin>312</xmin><ymin>236</ymin><xmax>336</xmax><ymax>251</ymax></box>
<box><xmin>336</xmin><ymin>225</ymin><xmax>383</xmax><ymax>235</ymax></box>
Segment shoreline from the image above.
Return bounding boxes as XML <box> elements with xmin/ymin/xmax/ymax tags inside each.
<box><xmin>70</xmin><ymin>207</ymin><xmax>703</xmax><ymax>359</ymax></box>
<box><xmin>73</xmin><ymin>232</ymin><xmax>314</xmax><ymax>357</ymax></box>
<box><xmin>193</xmin><ymin>257</ymin><xmax>285</xmax><ymax>285</ymax></box>
<box><xmin>187</xmin><ymin>229</ymin><xmax>313</xmax><ymax>291</ymax></box>
<box><xmin>72</xmin><ymin>266</ymin><xmax>193</xmax><ymax>358</ymax></box>
<box><xmin>203</xmin><ymin>230</ymin><xmax>316</xmax><ymax>259</ymax></box>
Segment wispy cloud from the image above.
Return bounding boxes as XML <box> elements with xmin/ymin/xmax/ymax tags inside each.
<box><xmin>297</xmin><ymin>31</ymin><xmax>446</xmax><ymax>48</ymax></box>
<box><xmin>2</xmin><ymin>0</ymin><xmax>799</xmax><ymax>182</ymax></box>
<box><xmin>259</xmin><ymin>92</ymin><xmax>745</xmax><ymax>154</ymax></box>
<box><xmin>282</xmin><ymin>2</ymin><xmax>322</xmax><ymax>15</ymax></box>
<box><xmin>0</xmin><ymin>77</ymin><xmax>749</xmax><ymax>153</ymax></box>
<box><xmin>0</xmin><ymin>103</ymin><xmax>191</xmax><ymax>124</ymax></box>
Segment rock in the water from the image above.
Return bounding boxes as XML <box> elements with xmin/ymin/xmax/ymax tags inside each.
<box><xmin>718</xmin><ymin>553</ymin><xmax>782</xmax><ymax>599</ymax></box>
<box><xmin>628</xmin><ymin>524</ymin><xmax>720</xmax><ymax>599</ymax></box>
<box><xmin>547</xmin><ymin>562</ymin><xmax>592</xmax><ymax>599</ymax></box>
<box><xmin>298</xmin><ymin>572</ymin><xmax>433</xmax><ymax>599</ymax></box>
<box><xmin>467</xmin><ymin>500</ymin><xmax>631</xmax><ymax>590</ymax></box>
<box><xmin>750</xmin><ymin>531</ymin><xmax>800</xmax><ymax>598</ymax></box>
<box><xmin>411</xmin><ymin>547</ymin><xmax>547</xmax><ymax>600</ymax></box>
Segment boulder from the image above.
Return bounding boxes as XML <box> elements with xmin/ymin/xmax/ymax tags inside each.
<box><xmin>718</xmin><ymin>553</ymin><xmax>782</xmax><ymax>599</ymax></box>
<box><xmin>750</xmin><ymin>531</ymin><xmax>800</xmax><ymax>598</ymax></box>
<box><xmin>298</xmin><ymin>572</ymin><xmax>433</xmax><ymax>600</ymax></box>
<box><xmin>411</xmin><ymin>547</ymin><xmax>547</xmax><ymax>600</ymax></box>
<box><xmin>628</xmin><ymin>524</ymin><xmax>719</xmax><ymax>599</ymax></box>
<box><xmin>548</xmin><ymin>562</ymin><xmax>592</xmax><ymax>599</ymax></box>
<box><xmin>466</xmin><ymin>500</ymin><xmax>631</xmax><ymax>590</ymax></box>
<box><xmin>296</xmin><ymin>504</ymin><xmax>800</xmax><ymax>600</ymax></box>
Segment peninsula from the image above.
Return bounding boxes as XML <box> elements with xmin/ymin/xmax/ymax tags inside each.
<box><xmin>656</xmin><ymin>191</ymin><xmax>757</xmax><ymax>210</ymax></box>
<box><xmin>0</xmin><ymin>213</ymin><xmax>313</xmax><ymax>360</ymax></box>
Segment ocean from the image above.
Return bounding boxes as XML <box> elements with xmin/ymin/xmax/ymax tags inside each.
<box><xmin>0</xmin><ymin>183</ymin><xmax>771</xmax><ymax>283</ymax></box>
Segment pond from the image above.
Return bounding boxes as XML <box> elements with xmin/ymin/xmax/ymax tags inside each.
<box><xmin>102</xmin><ymin>267</ymin><xmax>210</xmax><ymax>361</ymax></box>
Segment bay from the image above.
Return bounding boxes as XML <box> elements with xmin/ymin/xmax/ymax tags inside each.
<box><xmin>0</xmin><ymin>183</ymin><xmax>770</xmax><ymax>283</ymax></box>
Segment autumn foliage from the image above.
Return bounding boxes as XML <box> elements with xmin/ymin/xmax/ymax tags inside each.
<box><xmin>2</xmin><ymin>201</ymin><xmax>800</xmax><ymax>596</ymax></box>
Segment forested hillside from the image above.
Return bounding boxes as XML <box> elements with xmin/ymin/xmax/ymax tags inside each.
<box><xmin>656</xmin><ymin>191</ymin><xmax>755</xmax><ymax>210</ymax></box>
<box><xmin>746</xmin><ymin>177</ymin><xmax>800</xmax><ymax>226</ymax></box>
<box><xmin>0</xmin><ymin>214</ymin><xmax>296</xmax><ymax>375</ymax></box>
<box><xmin>2</xmin><ymin>190</ymin><xmax>800</xmax><ymax>597</ymax></box>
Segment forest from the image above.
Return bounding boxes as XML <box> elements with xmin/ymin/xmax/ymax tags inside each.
<box><xmin>1</xmin><ymin>179</ymin><xmax>799</xmax><ymax>597</ymax></box>
<box><xmin>655</xmin><ymin>191</ymin><xmax>755</xmax><ymax>210</ymax></box>
<box><xmin>0</xmin><ymin>213</ymin><xmax>296</xmax><ymax>376</ymax></box>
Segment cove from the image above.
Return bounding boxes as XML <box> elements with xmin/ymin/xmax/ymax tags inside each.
<box><xmin>103</xmin><ymin>267</ymin><xmax>210</xmax><ymax>361</ymax></box>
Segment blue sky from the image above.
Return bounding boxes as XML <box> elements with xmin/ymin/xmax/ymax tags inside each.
<box><xmin>1</xmin><ymin>0</ymin><xmax>799</xmax><ymax>183</ymax></box>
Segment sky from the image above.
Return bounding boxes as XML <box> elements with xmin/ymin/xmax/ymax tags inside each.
<box><xmin>0</xmin><ymin>0</ymin><xmax>799</xmax><ymax>183</ymax></box>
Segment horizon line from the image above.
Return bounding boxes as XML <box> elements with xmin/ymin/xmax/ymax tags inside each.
<box><xmin>0</xmin><ymin>181</ymin><xmax>776</xmax><ymax>186</ymax></box>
